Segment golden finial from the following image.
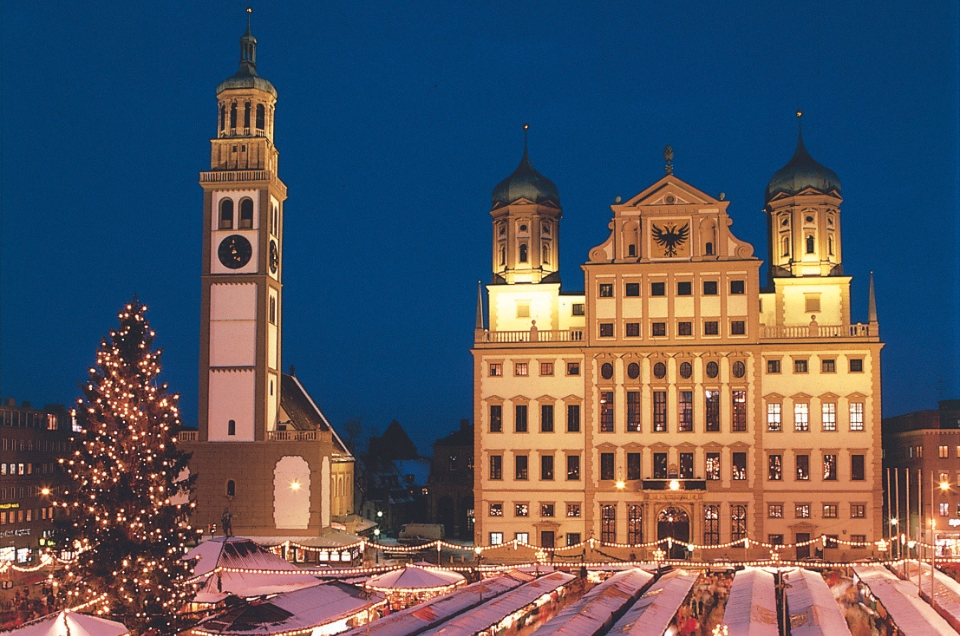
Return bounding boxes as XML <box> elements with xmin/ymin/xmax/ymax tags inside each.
<box><xmin>664</xmin><ymin>145</ymin><xmax>674</xmax><ymax>175</ymax></box>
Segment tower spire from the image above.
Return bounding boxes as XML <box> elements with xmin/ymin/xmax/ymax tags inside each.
<box><xmin>868</xmin><ymin>270</ymin><xmax>878</xmax><ymax>324</ymax></box>
<box><xmin>475</xmin><ymin>281</ymin><xmax>485</xmax><ymax>330</ymax></box>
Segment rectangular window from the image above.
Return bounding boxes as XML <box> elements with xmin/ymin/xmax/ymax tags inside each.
<box><xmin>651</xmin><ymin>282</ymin><xmax>665</xmax><ymax>296</ymax></box>
<box><xmin>730</xmin><ymin>280</ymin><xmax>745</xmax><ymax>294</ymax></box>
<box><xmin>653</xmin><ymin>453</ymin><xmax>668</xmax><ymax>479</ymax></box>
<box><xmin>566</xmin><ymin>503</ymin><xmax>581</xmax><ymax>518</ymax></box>
<box><xmin>541</xmin><ymin>404</ymin><xmax>554</xmax><ymax>432</ymax></box>
<box><xmin>541</xmin><ymin>503</ymin><xmax>555</xmax><ymax>517</ymax></box>
<box><xmin>540</xmin><ymin>362</ymin><xmax>554</xmax><ymax>376</ymax></box>
<box><xmin>851</xmin><ymin>455</ymin><xmax>865</xmax><ymax>481</ymax></box>
<box><xmin>489</xmin><ymin>503</ymin><xmax>503</xmax><ymax>517</ymax></box>
<box><xmin>850</xmin><ymin>402</ymin><xmax>864</xmax><ymax>431</ymax></box>
<box><xmin>677</xmin><ymin>321</ymin><xmax>692</xmax><ymax>336</ymax></box>
<box><xmin>515</xmin><ymin>503</ymin><xmax>529</xmax><ymax>517</ymax></box>
<box><xmin>732</xmin><ymin>391</ymin><xmax>747</xmax><ymax>432</ymax></box>
<box><xmin>540</xmin><ymin>454</ymin><xmax>554</xmax><ymax>480</ymax></box>
<box><xmin>796</xmin><ymin>454</ymin><xmax>810</xmax><ymax>480</ymax></box>
<box><xmin>572</xmin><ymin>303</ymin><xmax>585</xmax><ymax>316</ymax></box>
<box><xmin>823</xmin><ymin>504</ymin><xmax>838</xmax><ymax>518</ymax></box>
<box><xmin>679</xmin><ymin>391</ymin><xmax>693</xmax><ymax>432</ymax></box>
<box><xmin>628</xmin><ymin>504</ymin><xmax>643</xmax><ymax>545</ymax></box>
<box><xmin>849</xmin><ymin>358</ymin><xmax>864</xmax><ymax>372</ymax></box>
<box><xmin>768</xmin><ymin>455</ymin><xmax>782</xmax><ymax>480</ymax></box>
<box><xmin>769</xmin><ymin>534</ymin><xmax>784</xmax><ymax>546</ymax></box>
<box><xmin>599</xmin><ymin>283</ymin><xmax>614</xmax><ymax>297</ymax></box>
<box><xmin>731</xmin><ymin>320</ymin><xmax>745</xmax><ymax>335</ymax></box>
<box><xmin>599</xmin><ymin>323</ymin><xmax>614</xmax><ymax>337</ymax></box>
<box><xmin>601</xmin><ymin>505</ymin><xmax>617</xmax><ymax>543</ymax></box>
<box><xmin>677</xmin><ymin>281</ymin><xmax>692</xmax><ymax>296</ymax></box>
<box><xmin>489</xmin><ymin>363</ymin><xmax>503</xmax><ymax>377</ymax></box>
<box><xmin>627</xmin><ymin>453</ymin><xmax>641</xmax><ymax>480</ymax></box>
<box><xmin>823</xmin><ymin>454</ymin><xmax>837</xmax><ymax>480</ymax></box>
<box><xmin>625</xmin><ymin>322</ymin><xmax>640</xmax><ymax>337</ymax></box>
<box><xmin>850</xmin><ymin>504</ymin><xmax>866</xmax><ymax>518</ymax></box>
<box><xmin>767</xmin><ymin>403</ymin><xmax>782</xmax><ymax>432</ymax></box>
<box><xmin>490</xmin><ymin>532</ymin><xmax>503</xmax><ymax>545</ymax></box>
<box><xmin>599</xmin><ymin>392</ymin><xmax>614</xmax><ymax>432</ymax></box>
<box><xmin>805</xmin><ymin>295</ymin><xmax>821</xmax><ymax>313</ymax></box>
<box><xmin>600</xmin><ymin>453</ymin><xmax>615</xmax><ymax>480</ymax></box>
<box><xmin>703</xmin><ymin>281</ymin><xmax>718</xmax><ymax>295</ymax></box>
<box><xmin>490</xmin><ymin>455</ymin><xmax>503</xmax><ymax>480</ymax></box>
<box><xmin>822</xmin><ymin>403</ymin><xmax>837</xmax><ymax>431</ymax></box>
<box><xmin>566</xmin><ymin>455</ymin><xmax>580</xmax><ymax>480</ymax></box>
<box><xmin>652</xmin><ymin>322</ymin><xmax>666</xmax><ymax>337</ymax></box>
<box><xmin>489</xmin><ymin>405</ymin><xmax>503</xmax><ymax>432</ymax></box>
<box><xmin>768</xmin><ymin>504</ymin><xmax>783</xmax><ymax>518</ymax></box>
<box><xmin>625</xmin><ymin>282</ymin><xmax>640</xmax><ymax>297</ymax></box>
<box><xmin>653</xmin><ymin>391</ymin><xmax>667</xmax><ymax>432</ymax></box>
<box><xmin>822</xmin><ymin>359</ymin><xmax>836</xmax><ymax>373</ymax></box>
<box><xmin>626</xmin><ymin>392</ymin><xmax>641</xmax><ymax>432</ymax></box>
<box><xmin>940</xmin><ymin>445</ymin><xmax>949</xmax><ymax>459</ymax></box>
<box><xmin>706</xmin><ymin>453</ymin><xmax>721</xmax><ymax>480</ymax></box>
<box><xmin>680</xmin><ymin>452</ymin><xmax>694</xmax><ymax>479</ymax></box>
<box><xmin>704</xmin><ymin>321</ymin><xmax>719</xmax><ymax>335</ymax></box>
<box><xmin>567</xmin><ymin>404</ymin><xmax>581</xmax><ymax>432</ymax></box>
<box><xmin>705</xmin><ymin>390</ymin><xmax>720</xmax><ymax>432</ymax></box>
<box><xmin>851</xmin><ymin>535</ymin><xmax>867</xmax><ymax>548</ymax></box>
<box><xmin>515</xmin><ymin>455</ymin><xmax>528</xmax><ymax>480</ymax></box>
<box><xmin>704</xmin><ymin>506</ymin><xmax>720</xmax><ymax>545</ymax></box>
<box><xmin>566</xmin><ymin>533</ymin><xmax>581</xmax><ymax>546</ymax></box>
<box><xmin>515</xmin><ymin>405</ymin><xmax>528</xmax><ymax>432</ymax></box>
<box><xmin>515</xmin><ymin>362</ymin><xmax>528</xmax><ymax>376</ymax></box>
<box><xmin>794</xmin><ymin>403</ymin><xmax>809</xmax><ymax>432</ymax></box>
<box><xmin>794</xmin><ymin>359</ymin><xmax>808</xmax><ymax>373</ymax></box>
<box><xmin>515</xmin><ymin>532</ymin><xmax>529</xmax><ymax>543</ymax></box>
<box><xmin>796</xmin><ymin>504</ymin><xmax>810</xmax><ymax>518</ymax></box>
<box><xmin>567</xmin><ymin>362</ymin><xmax>580</xmax><ymax>376</ymax></box>
<box><xmin>824</xmin><ymin>535</ymin><xmax>839</xmax><ymax>549</ymax></box>
<box><xmin>767</xmin><ymin>359</ymin><xmax>781</xmax><ymax>374</ymax></box>
<box><xmin>940</xmin><ymin>502</ymin><xmax>950</xmax><ymax>517</ymax></box>
<box><xmin>733</xmin><ymin>452</ymin><xmax>747</xmax><ymax>480</ymax></box>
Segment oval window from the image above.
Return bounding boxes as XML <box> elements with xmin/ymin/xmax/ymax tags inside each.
<box><xmin>679</xmin><ymin>362</ymin><xmax>692</xmax><ymax>379</ymax></box>
<box><xmin>653</xmin><ymin>362</ymin><xmax>667</xmax><ymax>379</ymax></box>
<box><xmin>600</xmin><ymin>363</ymin><xmax>614</xmax><ymax>380</ymax></box>
<box><xmin>706</xmin><ymin>361</ymin><xmax>719</xmax><ymax>378</ymax></box>
<box><xmin>732</xmin><ymin>361</ymin><xmax>746</xmax><ymax>378</ymax></box>
<box><xmin>627</xmin><ymin>362</ymin><xmax>640</xmax><ymax>379</ymax></box>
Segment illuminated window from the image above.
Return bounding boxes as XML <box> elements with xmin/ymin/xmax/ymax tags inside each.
<box><xmin>795</xmin><ymin>504</ymin><xmax>810</xmax><ymax>519</ymax></box>
<box><xmin>705</xmin><ymin>390</ymin><xmax>720</xmax><ymax>432</ymax></box>
<box><xmin>794</xmin><ymin>403</ymin><xmax>809</xmax><ymax>432</ymax></box>
<box><xmin>566</xmin><ymin>455</ymin><xmax>580</xmax><ymax>480</ymax></box>
<box><xmin>731</xmin><ymin>506</ymin><xmax>747</xmax><ymax>542</ymax></box>
<box><xmin>796</xmin><ymin>455</ymin><xmax>809</xmax><ymax>480</ymax></box>
<box><xmin>680</xmin><ymin>452</ymin><xmax>694</xmax><ymax>479</ymax></box>
<box><xmin>822</xmin><ymin>403</ymin><xmax>837</xmax><ymax>431</ymax></box>
<box><xmin>601</xmin><ymin>505</ymin><xmax>616</xmax><ymax>543</ymax></box>
<box><xmin>599</xmin><ymin>283</ymin><xmax>613</xmax><ymax>297</ymax></box>
<box><xmin>541</xmin><ymin>503</ymin><xmax>554</xmax><ymax>517</ymax></box>
<box><xmin>489</xmin><ymin>363</ymin><xmax>502</xmax><ymax>377</ymax></box>
<box><xmin>732</xmin><ymin>453</ymin><xmax>747</xmax><ymax>480</ymax></box>
<box><xmin>768</xmin><ymin>455</ymin><xmax>782</xmax><ymax>481</ymax></box>
<box><xmin>653</xmin><ymin>391</ymin><xmax>667</xmax><ymax>432</ymax></box>
<box><xmin>539</xmin><ymin>362</ymin><xmax>553</xmax><ymax>376</ymax></box>
<box><xmin>489</xmin><ymin>503</ymin><xmax>503</xmax><ymax>516</ymax></box>
<box><xmin>679</xmin><ymin>391</ymin><xmax>693</xmax><ymax>432</ymax></box>
<box><xmin>732</xmin><ymin>391</ymin><xmax>747</xmax><ymax>432</ymax></box>
<box><xmin>940</xmin><ymin>445</ymin><xmax>949</xmax><ymax>459</ymax></box>
<box><xmin>768</xmin><ymin>504</ymin><xmax>783</xmax><ymax>518</ymax></box>
<box><xmin>823</xmin><ymin>454</ymin><xmax>837</xmax><ymax>480</ymax></box>
<box><xmin>851</xmin><ymin>504</ymin><xmax>866</xmax><ymax>518</ymax></box>
<box><xmin>940</xmin><ymin>502</ymin><xmax>949</xmax><ymax>517</ymax></box>
<box><xmin>514</xmin><ymin>362</ymin><xmax>528</xmax><ymax>376</ymax></box>
<box><xmin>767</xmin><ymin>403</ymin><xmax>782</xmax><ymax>432</ymax></box>
<box><xmin>599</xmin><ymin>392</ymin><xmax>614</xmax><ymax>432</ymax></box>
<box><xmin>626</xmin><ymin>392</ymin><xmax>641</xmax><ymax>432</ymax></box>
<box><xmin>850</xmin><ymin>402</ymin><xmax>864</xmax><ymax>431</ymax></box>
<box><xmin>490</xmin><ymin>532</ymin><xmax>503</xmax><ymax>545</ymax></box>
<box><xmin>566</xmin><ymin>503</ymin><xmax>581</xmax><ymax>517</ymax></box>
<box><xmin>628</xmin><ymin>505</ymin><xmax>643</xmax><ymax>545</ymax></box>
<box><xmin>704</xmin><ymin>505</ymin><xmax>720</xmax><ymax>545</ymax></box>
<box><xmin>706</xmin><ymin>453</ymin><xmax>721</xmax><ymax>480</ymax></box>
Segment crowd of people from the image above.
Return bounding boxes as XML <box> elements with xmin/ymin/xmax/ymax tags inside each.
<box><xmin>672</xmin><ymin>571</ymin><xmax>734</xmax><ymax>636</ymax></box>
<box><xmin>0</xmin><ymin>584</ymin><xmax>59</xmax><ymax>629</ymax></box>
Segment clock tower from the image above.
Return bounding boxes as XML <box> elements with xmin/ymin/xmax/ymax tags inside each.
<box><xmin>199</xmin><ymin>18</ymin><xmax>285</xmax><ymax>442</ymax></box>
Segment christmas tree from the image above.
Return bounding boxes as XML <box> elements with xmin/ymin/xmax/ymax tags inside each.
<box><xmin>57</xmin><ymin>299</ymin><xmax>195</xmax><ymax>634</ymax></box>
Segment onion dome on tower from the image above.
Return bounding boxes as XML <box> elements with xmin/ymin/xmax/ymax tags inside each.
<box><xmin>492</xmin><ymin>141</ymin><xmax>560</xmax><ymax>208</ymax></box>
<box><xmin>216</xmin><ymin>9</ymin><xmax>277</xmax><ymax>98</ymax></box>
<box><xmin>765</xmin><ymin>114</ymin><xmax>840</xmax><ymax>203</ymax></box>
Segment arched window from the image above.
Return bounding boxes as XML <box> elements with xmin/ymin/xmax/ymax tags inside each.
<box><xmin>269</xmin><ymin>297</ymin><xmax>277</xmax><ymax>324</ymax></box>
<box><xmin>226</xmin><ymin>480</ymin><xmax>236</xmax><ymax>497</ymax></box>
<box><xmin>219</xmin><ymin>199</ymin><xmax>234</xmax><ymax>229</ymax></box>
<box><xmin>628</xmin><ymin>504</ymin><xmax>642</xmax><ymax>544</ymax></box>
<box><xmin>703</xmin><ymin>505</ymin><xmax>719</xmax><ymax>545</ymax></box>
<box><xmin>230</xmin><ymin>103</ymin><xmax>237</xmax><ymax>129</ymax></box>
<box><xmin>731</xmin><ymin>505</ymin><xmax>747</xmax><ymax>543</ymax></box>
<box><xmin>499</xmin><ymin>245</ymin><xmax>506</xmax><ymax>266</ymax></box>
<box><xmin>227</xmin><ymin>419</ymin><xmax>236</xmax><ymax>436</ymax></box>
<box><xmin>239</xmin><ymin>199</ymin><xmax>254</xmax><ymax>229</ymax></box>
<box><xmin>519</xmin><ymin>243</ymin><xmax>528</xmax><ymax>263</ymax></box>
<box><xmin>542</xmin><ymin>243</ymin><xmax>550</xmax><ymax>264</ymax></box>
<box><xmin>806</xmin><ymin>235</ymin><xmax>815</xmax><ymax>254</ymax></box>
<box><xmin>782</xmin><ymin>235</ymin><xmax>790</xmax><ymax>257</ymax></box>
<box><xmin>828</xmin><ymin>235</ymin><xmax>835</xmax><ymax>256</ymax></box>
<box><xmin>220</xmin><ymin>105</ymin><xmax>226</xmax><ymax>132</ymax></box>
<box><xmin>256</xmin><ymin>104</ymin><xmax>266</xmax><ymax>130</ymax></box>
<box><xmin>244</xmin><ymin>102</ymin><xmax>251</xmax><ymax>129</ymax></box>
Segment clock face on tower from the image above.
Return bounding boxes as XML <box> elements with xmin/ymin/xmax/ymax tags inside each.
<box><xmin>269</xmin><ymin>240</ymin><xmax>279</xmax><ymax>274</ymax></box>
<box><xmin>218</xmin><ymin>235</ymin><xmax>253</xmax><ymax>269</ymax></box>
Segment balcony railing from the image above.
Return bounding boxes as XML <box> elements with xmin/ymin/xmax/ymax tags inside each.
<box><xmin>475</xmin><ymin>328</ymin><xmax>585</xmax><ymax>344</ymax></box>
<box><xmin>200</xmin><ymin>170</ymin><xmax>287</xmax><ymax>198</ymax></box>
<box><xmin>642</xmin><ymin>479</ymin><xmax>707</xmax><ymax>491</ymax></box>
<box><xmin>760</xmin><ymin>322</ymin><xmax>874</xmax><ymax>340</ymax></box>
<box><xmin>267</xmin><ymin>430</ymin><xmax>317</xmax><ymax>441</ymax></box>
<box><xmin>177</xmin><ymin>431</ymin><xmax>198</xmax><ymax>441</ymax></box>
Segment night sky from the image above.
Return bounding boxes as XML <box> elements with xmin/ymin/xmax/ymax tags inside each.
<box><xmin>2</xmin><ymin>2</ymin><xmax>958</xmax><ymax>453</ymax></box>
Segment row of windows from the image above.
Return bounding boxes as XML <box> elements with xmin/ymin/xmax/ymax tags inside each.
<box><xmin>768</xmin><ymin>502</ymin><xmax>866</xmax><ymax>519</ymax></box>
<box><xmin>219</xmin><ymin>101</ymin><xmax>267</xmax><ymax>132</ymax></box>
<box><xmin>0</xmin><ymin>485</ymin><xmax>54</xmax><ymax>500</ymax></box>
<box><xmin>0</xmin><ymin>438</ymin><xmax>68</xmax><ymax>452</ymax></box>
<box><xmin>489</xmin><ymin>501</ymin><xmax>582</xmax><ymax>519</ymax></box>
<box><xmin>766</xmin><ymin>453</ymin><xmax>865</xmax><ymax>481</ymax></box>
<box><xmin>0</xmin><ymin>411</ymin><xmax>59</xmax><ymax>430</ymax></box>
<box><xmin>599</xmin><ymin>319</ymin><xmax>746</xmax><ymax>338</ymax></box>
<box><xmin>0</xmin><ymin>463</ymin><xmax>58</xmax><ymax>476</ymax></box>
<box><xmin>766</xmin><ymin>402</ymin><xmax>865</xmax><ymax>432</ymax></box>
<box><xmin>488</xmin><ymin>531</ymin><xmax>585</xmax><ymax>547</ymax></box>
<box><xmin>0</xmin><ymin>507</ymin><xmax>55</xmax><ymax>524</ymax></box>
<box><xmin>219</xmin><ymin>198</ymin><xmax>255</xmax><ymax>230</ymax></box>
<box><xmin>766</xmin><ymin>357</ymin><xmax>864</xmax><ymax>374</ymax></box>
<box><xmin>490</xmin><ymin>359</ymin><xmax>750</xmax><ymax>380</ymax></box>
<box><xmin>598</xmin><ymin>280</ymin><xmax>745</xmax><ymax>298</ymax></box>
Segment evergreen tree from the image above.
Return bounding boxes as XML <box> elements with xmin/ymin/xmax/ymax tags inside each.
<box><xmin>57</xmin><ymin>299</ymin><xmax>195</xmax><ymax>634</ymax></box>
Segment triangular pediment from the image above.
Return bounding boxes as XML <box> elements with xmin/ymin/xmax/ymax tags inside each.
<box><xmin>621</xmin><ymin>175</ymin><xmax>721</xmax><ymax>208</ymax></box>
<box><xmin>597</xmin><ymin>442</ymin><xmax>618</xmax><ymax>451</ymax></box>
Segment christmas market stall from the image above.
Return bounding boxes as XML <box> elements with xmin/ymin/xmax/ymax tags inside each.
<box><xmin>186</xmin><ymin>581</ymin><xmax>385</xmax><ymax>636</ymax></box>
<box><xmin>891</xmin><ymin>559</ymin><xmax>960</xmax><ymax>632</ymax></box>
<box><xmin>417</xmin><ymin>571</ymin><xmax>576</xmax><ymax>636</ymax></box>
<box><xmin>183</xmin><ymin>537</ymin><xmax>321</xmax><ymax>607</ymax></box>
<box><xmin>853</xmin><ymin>565</ymin><xmax>958</xmax><ymax>635</ymax></box>
<box><xmin>784</xmin><ymin>568</ymin><xmax>851</xmax><ymax>636</ymax></box>
<box><xmin>5</xmin><ymin>610</ymin><xmax>129</xmax><ymax>636</ymax></box>
<box><xmin>340</xmin><ymin>571</ymin><xmax>530</xmax><ymax>636</ymax></box>
<box><xmin>607</xmin><ymin>569</ymin><xmax>699</xmax><ymax>635</ymax></box>
<box><xmin>364</xmin><ymin>564</ymin><xmax>466</xmax><ymax>609</ymax></box>
<box><xmin>719</xmin><ymin>567</ymin><xmax>778</xmax><ymax>636</ymax></box>
<box><xmin>532</xmin><ymin>568</ymin><xmax>654</xmax><ymax>636</ymax></box>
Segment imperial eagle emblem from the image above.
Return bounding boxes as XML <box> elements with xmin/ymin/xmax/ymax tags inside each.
<box><xmin>651</xmin><ymin>222</ymin><xmax>690</xmax><ymax>257</ymax></box>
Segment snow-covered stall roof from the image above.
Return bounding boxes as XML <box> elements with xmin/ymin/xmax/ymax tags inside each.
<box><xmin>532</xmin><ymin>568</ymin><xmax>654</xmax><ymax>636</ymax></box>
<box><xmin>340</xmin><ymin>572</ymin><xmax>528</xmax><ymax>636</ymax></box>
<box><xmin>853</xmin><ymin>565</ymin><xmax>958</xmax><ymax>636</ymax></box>
<box><xmin>418</xmin><ymin>571</ymin><xmax>576</xmax><ymax>636</ymax></box>
<box><xmin>786</xmin><ymin>568</ymin><xmax>851</xmax><ymax>636</ymax></box>
<box><xmin>7</xmin><ymin>610</ymin><xmax>130</xmax><ymax>636</ymax></box>
<box><xmin>890</xmin><ymin>560</ymin><xmax>960</xmax><ymax>633</ymax></box>
<box><xmin>608</xmin><ymin>569</ymin><xmax>699</xmax><ymax>635</ymax></box>
<box><xmin>719</xmin><ymin>567</ymin><xmax>778</xmax><ymax>636</ymax></box>
<box><xmin>365</xmin><ymin>564</ymin><xmax>466</xmax><ymax>592</ymax></box>
<box><xmin>189</xmin><ymin>581</ymin><xmax>385</xmax><ymax>635</ymax></box>
<box><xmin>183</xmin><ymin>537</ymin><xmax>320</xmax><ymax>603</ymax></box>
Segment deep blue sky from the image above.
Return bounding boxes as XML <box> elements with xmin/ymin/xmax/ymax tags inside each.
<box><xmin>2</xmin><ymin>2</ymin><xmax>958</xmax><ymax>453</ymax></box>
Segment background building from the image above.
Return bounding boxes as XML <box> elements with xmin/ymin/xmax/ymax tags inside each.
<box><xmin>428</xmin><ymin>420</ymin><xmax>475</xmax><ymax>540</ymax></box>
<box><xmin>473</xmin><ymin>125</ymin><xmax>883</xmax><ymax>562</ymax></box>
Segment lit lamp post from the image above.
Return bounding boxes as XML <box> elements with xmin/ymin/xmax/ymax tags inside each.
<box><xmin>931</xmin><ymin>478</ymin><xmax>950</xmax><ymax>608</ymax></box>
<box><xmin>890</xmin><ymin>518</ymin><xmax>898</xmax><ymax>560</ymax></box>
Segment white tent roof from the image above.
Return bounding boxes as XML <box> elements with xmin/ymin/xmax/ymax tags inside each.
<box><xmin>7</xmin><ymin>610</ymin><xmax>129</xmax><ymax>636</ymax></box>
<box><xmin>854</xmin><ymin>565</ymin><xmax>958</xmax><ymax>635</ymax></box>
<box><xmin>183</xmin><ymin>536</ymin><xmax>321</xmax><ymax>603</ymax></box>
<box><xmin>608</xmin><ymin>569</ymin><xmax>699</xmax><ymax>635</ymax></box>
<box><xmin>891</xmin><ymin>560</ymin><xmax>960</xmax><ymax>633</ymax></box>
<box><xmin>720</xmin><ymin>567</ymin><xmax>779</xmax><ymax>636</ymax></box>
<box><xmin>365</xmin><ymin>564</ymin><xmax>465</xmax><ymax>592</ymax></box>
<box><xmin>533</xmin><ymin>568</ymin><xmax>654</xmax><ymax>636</ymax></box>
<box><xmin>786</xmin><ymin>568</ymin><xmax>852</xmax><ymax>636</ymax></box>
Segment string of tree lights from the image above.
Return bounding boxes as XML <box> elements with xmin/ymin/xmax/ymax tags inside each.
<box><xmin>54</xmin><ymin>299</ymin><xmax>197</xmax><ymax>634</ymax></box>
